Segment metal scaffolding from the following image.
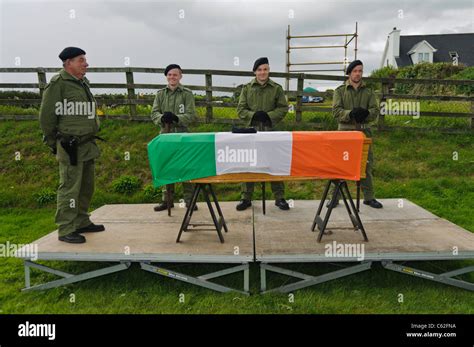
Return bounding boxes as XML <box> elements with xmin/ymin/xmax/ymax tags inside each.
<box><xmin>285</xmin><ymin>22</ymin><xmax>358</xmax><ymax>90</ymax></box>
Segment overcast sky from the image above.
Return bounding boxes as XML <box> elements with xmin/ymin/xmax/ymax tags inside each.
<box><xmin>0</xmin><ymin>0</ymin><xmax>472</xmax><ymax>91</ymax></box>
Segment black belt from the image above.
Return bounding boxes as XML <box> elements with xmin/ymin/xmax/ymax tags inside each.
<box><xmin>57</xmin><ymin>133</ymin><xmax>106</xmax><ymax>145</ymax></box>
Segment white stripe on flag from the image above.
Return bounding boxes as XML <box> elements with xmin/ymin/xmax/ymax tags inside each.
<box><xmin>215</xmin><ymin>132</ymin><xmax>292</xmax><ymax>175</ymax></box>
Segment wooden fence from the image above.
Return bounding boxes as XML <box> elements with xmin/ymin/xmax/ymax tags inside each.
<box><xmin>0</xmin><ymin>67</ymin><xmax>473</xmax><ymax>130</ymax></box>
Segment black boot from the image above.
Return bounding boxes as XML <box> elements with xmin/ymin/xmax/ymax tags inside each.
<box><xmin>326</xmin><ymin>199</ymin><xmax>339</xmax><ymax>208</ymax></box>
<box><xmin>58</xmin><ymin>232</ymin><xmax>86</xmax><ymax>244</ymax></box>
<box><xmin>76</xmin><ymin>223</ymin><xmax>105</xmax><ymax>233</ymax></box>
<box><xmin>363</xmin><ymin>199</ymin><xmax>383</xmax><ymax>209</ymax></box>
<box><xmin>236</xmin><ymin>199</ymin><xmax>252</xmax><ymax>211</ymax></box>
<box><xmin>275</xmin><ymin>198</ymin><xmax>290</xmax><ymax>210</ymax></box>
<box><xmin>154</xmin><ymin>202</ymin><xmax>174</xmax><ymax>212</ymax></box>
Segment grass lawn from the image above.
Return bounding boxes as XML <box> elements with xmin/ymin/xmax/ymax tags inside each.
<box><xmin>0</xmin><ymin>118</ymin><xmax>473</xmax><ymax>314</ymax></box>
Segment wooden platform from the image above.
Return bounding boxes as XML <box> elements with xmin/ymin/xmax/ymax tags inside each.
<box><xmin>16</xmin><ymin>199</ymin><xmax>474</xmax><ymax>263</ymax></box>
<box><xmin>17</xmin><ymin>203</ymin><xmax>254</xmax><ymax>263</ymax></box>
<box><xmin>254</xmin><ymin>199</ymin><xmax>474</xmax><ymax>262</ymax></box>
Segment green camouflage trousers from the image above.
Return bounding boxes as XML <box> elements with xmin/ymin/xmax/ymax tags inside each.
<box><xmin>55</xmin><ymin>159</ymin><xmax>95</xmax><ymax>236</ymax></box>
<box><xmin>162</xmin><ymin>183</ymin><xmax>195</xmax><ymax>204</ymax></box>
<box><xmin>241</xmin><ymin>181</ymin><xmax>285</xmax><ymax>201</ymax></box>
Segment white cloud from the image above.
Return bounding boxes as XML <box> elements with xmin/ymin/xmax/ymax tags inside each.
<box><xmin>0</xmin><ymin>0</ymin><xmax>472</xmax><ymax>90</ymax></box>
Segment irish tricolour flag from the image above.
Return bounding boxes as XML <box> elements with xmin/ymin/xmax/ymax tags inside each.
<box><xmin>148</xmin><ymin>131</ymin><xmax>365</xmax><ymax>187</ymax></box>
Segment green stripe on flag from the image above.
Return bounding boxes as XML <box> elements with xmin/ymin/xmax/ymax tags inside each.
<box><xmin>147</xmin><ymin>132</ymin><xmax>216</xmax><ymax>187</ymax></box>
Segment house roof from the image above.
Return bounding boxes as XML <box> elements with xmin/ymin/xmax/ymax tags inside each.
<box><xmin>396</xmin><ymin>33</ymin><xmax>474</xmax><ymax>67</ymax></box>
<box><xmin>407</xmin><ymin>40</ymin><xmax>437</xmax><ymax>55</ymax></box>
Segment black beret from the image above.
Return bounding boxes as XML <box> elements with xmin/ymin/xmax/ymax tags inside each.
<box><xmin>252</xmin><ymin>57</ymin><xmax>269</xmax><ymax>72</ymax></box>
<box><xmin>164</xmin><ymin>64</ymin><xmax>182</xmax><ymax>76</ymax></box>
<box><xmin>59</xmin><ymin>47</ymin><xmax>86</xmax><ymax>62</ymax></box>
<box><xmin>346</xmin><ymin>60</ymin><xmax>363</xmax><ymax>75</ymax></box>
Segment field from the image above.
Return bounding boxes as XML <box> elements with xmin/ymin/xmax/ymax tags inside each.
<box><xmin>0</xmin><ymin>111</ymin><xmax>473</xmax><ymax>314</ymax></box>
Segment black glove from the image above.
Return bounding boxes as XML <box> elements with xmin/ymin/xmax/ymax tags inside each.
<box><xmin>352</xmin><ymin>107</ymin><xmax>370</xmax><ymax>123</ymax></box>
<box><xmin>349</xmin><ymin>108</ymin><xmax>356</xmax><ymax>120</ymax></box>
<box><xmin>250</xmin><ymin>111</ymin><xmax>272</xmax><ymax>127</ymax></box>
<box><xmin>161</xmin><ymin>112</ymin><xmax>179</xmax><ymax>125</ymax></box>
<box><xmin>349</xmin><ymin>109</ymin><xmax>356</xmax><ymax>121</ymax></box>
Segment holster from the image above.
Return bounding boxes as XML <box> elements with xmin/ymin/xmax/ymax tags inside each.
<box><xmin>57</xmin><ymin>133</ymin><xmax>105</xmax><ymax>165</ymax></box>
<box><xmin>59</xmin><ymin>136</ymin><xmax>79</xmax><ymax>166</ymax></box>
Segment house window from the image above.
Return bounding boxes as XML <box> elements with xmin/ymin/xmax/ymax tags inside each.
<box><xmin>418</xmin><ymin>53</ymin><xmax>430</xmax><ymax>62</ymax></box>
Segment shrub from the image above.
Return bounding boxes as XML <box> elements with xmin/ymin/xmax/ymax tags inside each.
<box><xmin>33</xmin><ymin>188</ymin><xmax>56</xmax><ymax>206</ymax></box>
<box><xmin>143</xmin><ymin>184</ymin><xmax>161</xmax><ymax>202</ymax></box>
<box><xmin>111</xmin><ymin>175</ymin><xmax>142</xmax><ymax>195</ymax></box>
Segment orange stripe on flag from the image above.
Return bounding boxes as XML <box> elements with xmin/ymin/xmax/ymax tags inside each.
<box><xmin>290</xmin><ymin>131</ymin><xmax>365</xmax><ymax>181</ymax></box>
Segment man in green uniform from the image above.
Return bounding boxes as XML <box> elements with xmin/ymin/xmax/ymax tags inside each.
<box><xmin>236</xmin><ymin>57</ymin><xmax>290</xmax><ymax>211</ymax></box>
<box><xmin>331</xmin><ymin>59</ymin><xmax>383</xmax><ymax>209</ymax></box>
<box><xmin>151</xmin><ymin>64</ymin><xmax>198</xmax><ymax>212</ymax></box>
<box><xmin>39</xmin><ymin>47</ymin><xmax>105</xmax><ymax>244</ymax></box>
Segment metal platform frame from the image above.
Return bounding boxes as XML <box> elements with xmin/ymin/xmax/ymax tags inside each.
<box><xmin>22</xmin><ymin>260</ymin><xmax>131</xmax><ymax>292</ymax></box>
<box><xmin>140</xmin><ymin>262</ymin><xmax>249</xmax><ymax>295</ymax></box>
<box><xmin>17</xmin><ymin>197</ymin><xmax>474</xmax><ymax>295</ymax></box>
<box><xmin>260</xmin><ymin>261</ymin><xmax>372</xmax><ymax>294</ymax></box>
<box><xmin>20</xmin><ymin>252</ymin><xmax>473</xmax><ymax>294</ymax></box>
<box><xmin>259</xmin><ymin>252</ymin><xmax>474</xmax><ymax>293</ymax></box>
<box><xmin>21</xmin><ymin>253</ymin><xmax>251</xmax><ymax>295</ymax></box>
<box><xmin>381</xmin><ymin>261</ymin><xmax>474</xmax><ymax>292</ymax></box>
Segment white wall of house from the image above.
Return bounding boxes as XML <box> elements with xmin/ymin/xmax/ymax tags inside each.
<box><xmin>381</xmin><ymin>28</ymin><xmax>400</xmax><ymax>68</ymax></box>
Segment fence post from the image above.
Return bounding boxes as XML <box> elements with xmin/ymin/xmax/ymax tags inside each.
<box><xmin>378</xmin><ymin>80</ymin><xmax>390</xmax><ymax>130</ymax></box>
<box><xmin>295</xmin><ymin>74</ymin><xmax>304</xmax><ymax>122</ymax></box>
<box><xmin>205</xmin><ymin>72</ymin><xmax>213</xmax><ymax>122</ymax></box>
<box><xmin>37</xmin><ymin>68</ymin><xmax>47</xmax><ymax>98</ymax></box>
<box><xmin>125</xmin><ymin>69</ymin><xmax>136</xmax><ymax>120</ymax></box>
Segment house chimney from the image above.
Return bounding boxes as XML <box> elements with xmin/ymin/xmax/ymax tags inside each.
<box><xmin>389</xmin><ymin>27</ymin><xmax>401</xmax><ymax>57</ymax></box>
